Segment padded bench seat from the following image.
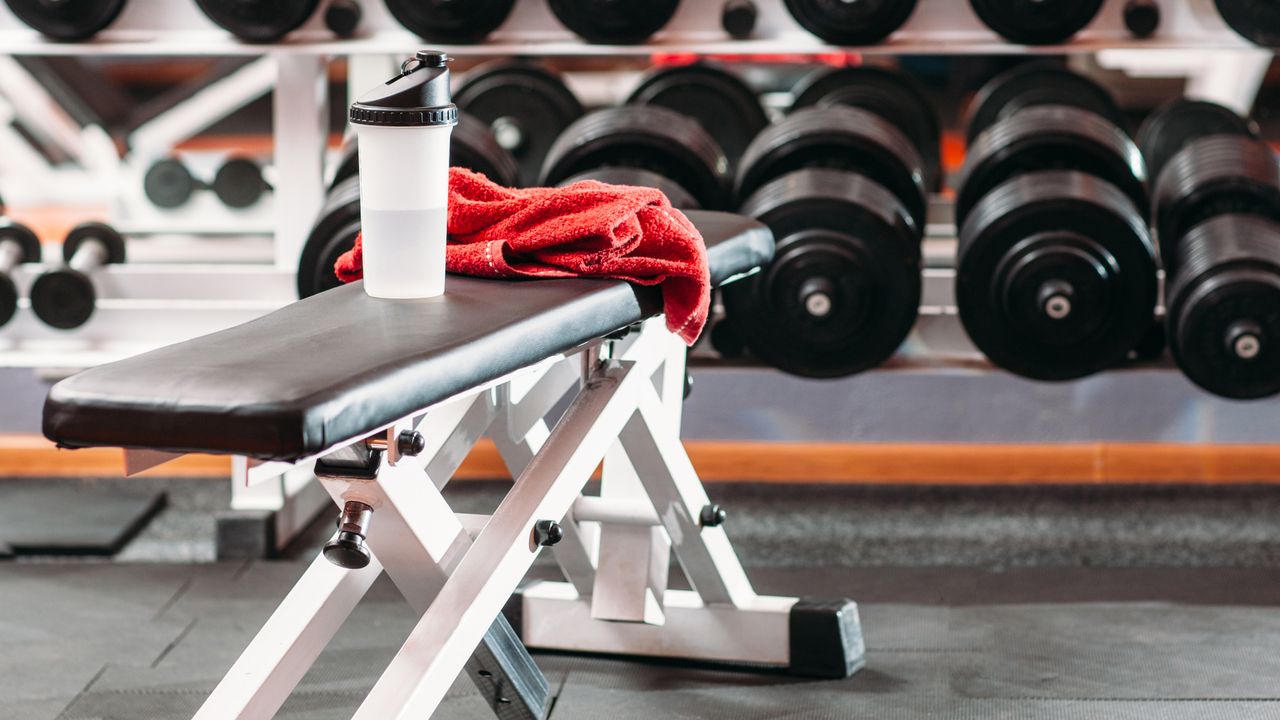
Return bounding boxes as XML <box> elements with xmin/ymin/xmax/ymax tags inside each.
<box><xmin>44</xmin><ymin>211</ymin><xmax>773</xmax><ymax>462</ymax></box>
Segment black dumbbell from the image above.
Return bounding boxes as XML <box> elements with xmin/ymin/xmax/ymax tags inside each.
<box><xmin>558</xmin><ymin>167</ymin><xmax>701</xmax><ymax>210</ymax></box>
<box><xmin>144</xmin><ymin>156</ymin><xmax>270</xmax><ymax>210</ymax></box>
<box><xmin>0</xmin><ymin>219</ymin><xmax>41</xmax><ymax>329</ymax></box>
<box><xmin>955</xmin><ymin>65</ymin><xmax>1157</xmax><ymax>381</ymax></box>
<box><xmin>1141</xmin><ymin>101</ymin><xmax>1280</xmax><ymax>398</ymax></box>
<box><xmin>193</xmin><ymin>0</ymin><xmax>321</xmax><ymax>42</ymax></box>
<box><xmin>1214</xmin><ymin>0</ymin><xmax>1280</xmax><ymax>47</ymax></box>
<box><xmin>384</xmin><ymin>0</ymin><xmax>514</xmax><ymax>43</ymax></box>
<box><xmin>964</xmin><ymin>61</ymin><xmax>1129</xmax><ymax>145</ymax></box>
<box><xmin>3</xmin><ymin>0</ymin><xmax>126</xmax><ymax>40</ymax></box>
<box><xmin>455</xmin><ymin>61</ymin><xmax>584</xmax><ymax>187</ymax></box>
<box><xmin>969</xmin><ymin>0</ymin><xmax>1103</xmax><ymax>45</ymax></box>
<box><xmin>540</xmin><ymin>106</ymin><xmax>732</xmax><ymax>211</ymax></box>
<box><xmin>302</xmin><ymin>117</ymin><xmax>519</xmax><ymax>299</ymax></box>
<box><xmin>790</xmin><ymin>65</ymin><xmax>942</xmax><ymax>191</ymax></box>
<box><xmin>782</xmin><ymin>0</ymin><xmax>917</xmax><ymax>45</ymax></box>
<box><xmin>1137</xmin><ymin>98</ymin><xmax>1258</xmax><ymax>191</ymax></box>
<box><xmin>626</xmin><ymin>62</ymin><xmax>767</xmax><ymax>174</ymax></box>
<box><xmin>548</xmin><ymin>0</ymin><xmax>679</xmax><ymax>44</ymax></box>
<box><xmin>29</xmin><ymin>221</ymin><xmax>126</xmax><ymax>330</ymax></box>
<box><xmin>723</xmin><ymin>102</ymin><xmax>928</xmax><ymax>378</ymax></box>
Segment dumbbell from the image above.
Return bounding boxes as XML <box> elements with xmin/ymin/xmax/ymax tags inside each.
<box><xmin>955</xmin><ymin>64</ymin><xmax>1157</xmax><ymax>381</ymax></box>
<box><xmin>1141</xmin><ymin>102</ymin><xmax>1280</xmax><ymax>398</ymax></box>
<box><xmin>790</xmin><ymin>65</ymin><xmax>941</xmax><ymax>191</ymax></box>
<box><xmin>722</xmin><ymin>103</ymin><xmax>928</xmax><ymax>378</ymax></box>
<box><xmin>301</xmin><ymin>116</ymin><xmax>519</xmax><ymax>298</ymax></box>
<box><xmin>1214</xmin><ymin>0</ymin><xmax>1280</xmax><ymax>47</ymax></box>
<box><xmin>455</xmin><ymin>61</ymin><xmax>584</xmax><ymax>187</ymax></box>
<box><xmin>0</xmin><ymin>220</ymin><xmax>40</xmax><ymax>329</ymax></box>
<box><xmin>29</xmin><ymin>222</ymin><xmax>126</xmax><ymax>331</ymax></box>
<box><xmin>3</xmin><ymin>0</ymin><xmax>126</xmax><ymax>40</ymax></box>
<box><xmin>626</xmin><ymin>62</ymin><xmax>768</xmax><ymax>173</ymax></box>
<box><xmin>549</xmin><ymin>0</ymin><xmax>679</xmax><ymax>44</ymax></box>
<box><xmin>384</xmin><ymin>0</ymin><xmax>513</xmax><ymax>43</ymax></box>
<box><xmin>144</xmin><ymin>156</ymin><xmax>270</xmax><ymax>210</ymax></box>
<box><xmin>1137</xmin><ymin>99</ymin><xmax>1258</xmax><ymax>191</ymax></box>
<box><xmin>969</xmin><ymin>0</ymin><xmax>1103</xmax><ymax>45</ymax></box>
<box><xmin>539</xmin><ymin>106</ymin><xmax>732</xmax><ymax>211</ymax></box>
<box><xmin>193</xmin><ymin>0</ymin><xmax>326</xmax><ymax>42</ymax></box>
<box><xmin>782</xmin><ymin>0</ymin><xmax>916</xmax><ymax>45</ymax></box>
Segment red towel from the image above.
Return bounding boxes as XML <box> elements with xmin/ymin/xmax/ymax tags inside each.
<box><xmin>335</xmin><ymin>167</ymin><xmax>711</xmax><ymax>345</ymax></box>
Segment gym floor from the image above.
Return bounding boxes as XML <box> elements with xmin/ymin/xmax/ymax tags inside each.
<box><xmin>9</xmin><ymin>477</ymin><xmax>1280</xmax><ymax>719</ymax></box>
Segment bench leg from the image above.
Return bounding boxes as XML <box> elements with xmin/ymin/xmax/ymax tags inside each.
<box><xmin>352</xmin><ymin>360</ymin><xmax>644</xmax><ymax>719</ymax></box>
<box><xmin>193</xmin><ymin>552</ymin><xmax>382</xmax><ymax>719</ymax></box>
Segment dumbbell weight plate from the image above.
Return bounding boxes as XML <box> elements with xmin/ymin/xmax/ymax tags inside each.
<box><xmin>736</xmin><ymin>105</ymin><xmax>927</xmax><ymax>227</ymax></box>
<box><xmin>384</xmin><ymin>0</ymin><xmax>515</xmax><ymax>43</ymax></box>
<box><xmin>626</xmin><ymin>62</ymin><xmax>767</xmax><ymax>171</ymax></box>
<box><xmin>559</xmin><ymin>167</ymin><xmax>701</xmax><ymax>210</ymax></box>
<box><xmin>957</xmin><ymin>170</ymin><xmax>1158</xmax><ymax>381</ymax></box>
<box><xmin>212</xmin><ymin>158</ymin><xmax>268</xmax><ymax>209</ymax></box>
<box><xmin>540</xmin><ymin>106</ymin><xmax>732</xmax><ymax>210</ymax></box>
<box><xmin>968</xmin><ymin>0</ymin><xmax>1103</xmax><ymax>45</ymax></box>
<box><xmin>298</xmin><ymin>176</ymin><xmax>361</xmax><ymax>298</ymax></box>
<box><xmin>0</xmin><ymin>220</ymin><xmax>40</xmax><ymax>328</ymax></box>
<box><xmin>956</xmin><ymin>105</ymin><xmax>1148</xmax><ymax>229</ymax></box>
<box><xmin>3</xmin><ymin>0</ymin><xmax>126</xmax><ymax>40</ymax></box>
<box><xmin>1214</xmin><ymin>0</ymin><xmax>1280</xmax><ymax>47</ymax></box>
<box><xmin>1152</xmin><ymin>135</ymin><xmax>1280</xmax><ymax>261</ymax></box>
<box><xmin>1137</xmin><ymin>99</ymin><xmax>1258</xmax><ymax>187</ymax></box>
<box><xmin>965</xmin><ymin>62</ymin><xmax>1127</xmax><ymax>144</ymax></box>
<box><xmin>144</xmin><ymin>158</ymin><xmax>198</xmax><ymax>210</ymax></box>
<box><xmin>193</xmin><ymin>0</ymin><xmax>319</xmax><ymax>42</ymax></box>
<box><xmin>548</xmin><ymin>0</ymin><xmax>680</xmax><ymax>44</ymax></box>
<box><xmin>782</xmin><ymin>0</ymin><xmax>917</xmax><ymax>45</ymax></box>
<box><xmin>1166</xmin><ymin>215</ymin><xmax>1280</xmax><ymax>399</ymax></box>
<box><xmin>790</xmin><ymin>65</ymin><xmax>941</xmax><ymax>191</ymax></box>
<box><xmin>455</xmin><ymin>62</ymin><xmax>584</xmax><ymax>187</ymax></box>
<box><xmin>724</xmin><ymin>167</ymin><xmax>921</xmax><ymax>378</ymax></box>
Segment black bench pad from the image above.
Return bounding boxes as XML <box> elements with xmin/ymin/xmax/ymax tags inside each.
<box><xmin>44</xmin><ymin>211</ymin><xmax>772</xmax><ymax>462</ymax></box>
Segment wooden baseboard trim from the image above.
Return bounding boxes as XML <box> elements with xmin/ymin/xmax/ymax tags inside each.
<box><xmin>3</xmin><ymin>435</ymin><xmax>1280</xmax><ymax>484</ymax></box>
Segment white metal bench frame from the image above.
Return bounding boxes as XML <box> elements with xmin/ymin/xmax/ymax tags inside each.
<box><xmin>149</xmin><ymin>317</ymin><xmax>862</xmax><ymax>719</ymax></box>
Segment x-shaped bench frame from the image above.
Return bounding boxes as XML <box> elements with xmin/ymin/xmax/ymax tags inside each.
<box><xmin>186</xmin><ymin>317</ymin><xmax>865</xmax><ymax>720</ymax></box>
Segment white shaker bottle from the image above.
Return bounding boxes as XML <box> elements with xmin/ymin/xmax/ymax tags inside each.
<box><xmin>349</xmin><ymin>50</ymin><xmax>457</xmax><ymax>299</ymax></box>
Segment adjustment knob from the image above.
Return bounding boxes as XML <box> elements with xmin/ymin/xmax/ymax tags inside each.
<box><xmin>323</xmin><ymin>530</ymin><xmax>371</xmax><ymax>569</ymax></box>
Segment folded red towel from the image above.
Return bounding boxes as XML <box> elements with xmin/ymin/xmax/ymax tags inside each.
<box><xmin>335</xmin><ymin>167</ymin><xmax>711</xmax><ymax>344</ymax></box>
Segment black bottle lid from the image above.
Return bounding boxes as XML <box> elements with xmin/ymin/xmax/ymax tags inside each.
<box><xmin>350</xmin><ymin>50</ymin><xmax>458</xmax><ymax>127</ymax></box>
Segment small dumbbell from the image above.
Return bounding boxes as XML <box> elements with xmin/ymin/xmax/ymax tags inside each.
<box><xmin>0</xmin><ymin>219</ymin><xmax>41</xmax><ymax>329</ymax></box>
<box><xmin>29</xmin><ymin>222</ymin><xmax>126</xmax><ymax>331</ymax></box>
<box><xmin>144</xmin><ymin>156</ymin><xmax>269</xmax><ymax>210</ymax></box>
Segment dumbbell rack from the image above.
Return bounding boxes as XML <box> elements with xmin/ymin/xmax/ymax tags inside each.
<box><xmin>0</xmin><ymin>0</ymin><xmax>1275</xmax><ymax>556</ymax></box>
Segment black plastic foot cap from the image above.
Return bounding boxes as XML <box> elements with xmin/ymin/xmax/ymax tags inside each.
<box><xmin>789</xmin><ymin>598</ymin><xmax>866</xmax><ymax>679</ymax></box>
<box><xmin>324</xmin><ymin>530</ymin><xmax>371</xmax><ymax>569</ymax></box>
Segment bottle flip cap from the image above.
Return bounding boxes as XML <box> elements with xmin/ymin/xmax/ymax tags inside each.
<box><xmin>350</xmin><ymin>50</ymin><xmax>459</xmax><ymax>127</ymax></box>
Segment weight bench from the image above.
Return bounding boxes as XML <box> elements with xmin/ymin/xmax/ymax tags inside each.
<box><xmin>43</xmin><ymin>210</ymin><xmax>865</xmax><ymax>719</ymax></box>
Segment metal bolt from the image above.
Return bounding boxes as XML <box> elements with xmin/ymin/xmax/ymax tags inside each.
<box><xmin>699</xmin><ymin>504</ymin><xmax>727</xmax><ymax>527</ymax></box>
<box><xmin>532</xmin><ymin>520</ymin><xmax>563</xmax><ymax>547</ymax></box>
<box><xmin>1227</xmin><ymin>321</ymin><xmax>1264</xmax><ymax>361</ymax></box>
<box><xmin>397</xmin><ymin>430</ymin><xmax>426</xmax><ymax>456</ymax></box>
